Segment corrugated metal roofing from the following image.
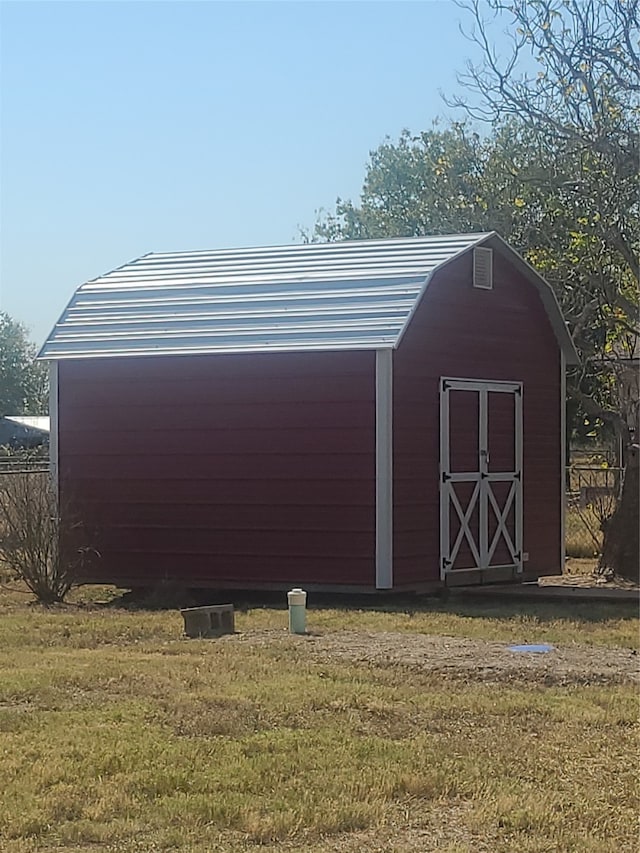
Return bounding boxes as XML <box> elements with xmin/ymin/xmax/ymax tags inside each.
<box><xmin>39</xmin><ymin>232</ymin><xmax>578</xmax><ymax>362</ymax></box>
<box><xmin>39</xmin><ymin>234</ymin><xmax>492</xmax><ymax>359</ymax></box>
<box><xmin>5</xmin><ymin>416</ymin><xmax>50</xmax><ymax>433</ymax></box>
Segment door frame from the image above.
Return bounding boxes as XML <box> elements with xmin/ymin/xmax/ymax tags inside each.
<box><xmin>439</xmin><ymin>377</ymin><xmax>523</xmax><ymax>582</ymax></box>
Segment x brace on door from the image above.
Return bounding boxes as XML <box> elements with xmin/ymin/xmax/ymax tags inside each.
<box><xmin>440</xmin><ymin>378</ymin><xmax>523</xmax><ymax>580</ymax></box>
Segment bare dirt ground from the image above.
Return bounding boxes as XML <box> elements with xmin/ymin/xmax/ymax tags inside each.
<box><xmin>227</xmin><ymin>629</ymin><xmax>640</xmax><ymax>687</ymax></box>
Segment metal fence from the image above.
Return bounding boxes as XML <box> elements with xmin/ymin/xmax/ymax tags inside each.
<box><xmin>0</xmin><ymin>456</ymin><xmax>50</xmax><ymax>476</ymax></box>
<box><xmin>566</xmin><ymin>465</ymin><xmax>623</xmax><ymax>508</ymax></box>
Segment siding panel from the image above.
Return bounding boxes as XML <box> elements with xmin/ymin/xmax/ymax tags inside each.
<box><xmin>93</xmin><ymin>553</ymin><xmax>370</xmax><ymax>586</ymax></box>
<box><xmin>62</xmin><ymin>428</ymin><xmax>372</xmax><ymax>456</ymax></box>
<box><xmin>63</xmin><ymin>453</ymin><xmax>374</xmax><ymax>481</ymax></box>
<box><xmin>59</xmin><ymin>351</ymin><xmax>376</xmax><ymax>588</ymax></box>
<box><xmin>62</xmin><ymin>401</ymin><xmax>373</xmax><ymax>431</ymax></box>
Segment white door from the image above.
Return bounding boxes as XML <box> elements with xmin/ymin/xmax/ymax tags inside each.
<box><xmin>439</xmin><ymin>378</ymin><xmax>523</xmax><ymax>580</ymax></box>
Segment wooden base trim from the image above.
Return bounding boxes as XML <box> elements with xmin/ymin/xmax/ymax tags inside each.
<box><xmin>445</xmin><ymin>565</ymin><xmax>518</xmax><ymax>586</ymax></box>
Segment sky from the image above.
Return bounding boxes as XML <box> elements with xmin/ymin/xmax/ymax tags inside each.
<box><xmin>0</xmin><ymin>0</ymin><xmax>514</xmax><ymax>346</ymax></box>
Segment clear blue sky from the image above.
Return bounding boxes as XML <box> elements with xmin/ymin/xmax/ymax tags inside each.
<box><xmin>0</xmin><ymin>0</ymin><xmax>511</xmax><ymax>345</ymax></box>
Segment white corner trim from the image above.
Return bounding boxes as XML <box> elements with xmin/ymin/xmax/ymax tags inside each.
<box><xmin>560</xmin><ymin>352</ymin><xmax>567</xmax><ymax>570</ymax></box>
<box><xmin>375</xmin><ymin>349</ymin><xmax>393</xmax><ymax>589</ymax></box>
<box><xmin>49</xmin><ymin>362</ymin><xmax>59</xmax><ymax>497</ymax></box>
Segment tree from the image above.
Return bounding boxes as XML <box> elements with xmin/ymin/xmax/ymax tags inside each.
<box><xmin>449</xmin><ymin>0</ymin><xmax>639</xmax><ymax>579</ymax></box>
<box><xmin>312</xmin><ymin>1</ymin><xmax>638</xmax><ymax>579</ymax></box>
<box><xmin>311</xmin><ymin>123</ymin><xmax>631</xmax><ymax>441</ymax></box>
<box><xmin>312</xmin><ymin>121</ymin><xmax>559</xmax><ymax>249</ymax></box>
<box><xmin>0</xmin><ymin>312</ymin><xmax>48</xmax><ymax>418</ymax></box>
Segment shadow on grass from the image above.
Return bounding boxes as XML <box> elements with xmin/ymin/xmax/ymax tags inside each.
<box><xmin>102</xmin><ymin>583</ymin><xmax>639</xmax><ymax>626</ymax></box>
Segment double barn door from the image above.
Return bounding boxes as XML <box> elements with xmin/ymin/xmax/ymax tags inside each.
<box><xmin>440</xmin><ymin>378</ymin><xmax>523</xmax><ymax>583</ymax></box>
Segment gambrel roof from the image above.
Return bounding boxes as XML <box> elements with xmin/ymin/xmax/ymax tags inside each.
<box><xmin>39</xmin><ymin>232</ymin><xmax>578</xmax><ymax>362</ymax></box>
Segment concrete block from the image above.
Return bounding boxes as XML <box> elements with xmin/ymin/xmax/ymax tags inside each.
<box><xmin>180</xmin><ymin>604</ymin><xmax>235</xmax><ymax>638</ymax></box>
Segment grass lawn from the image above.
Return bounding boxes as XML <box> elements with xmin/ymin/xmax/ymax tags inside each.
<box><xmin>0</xmin><ymin>583</ymin><xmax>638</xmax><ymax>853</ymax></box>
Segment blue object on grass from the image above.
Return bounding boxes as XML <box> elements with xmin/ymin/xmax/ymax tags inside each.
<box><xmin>508</xmin><ymin>643</ymin><xmax>555</xmax><ymax>653</ymax></box>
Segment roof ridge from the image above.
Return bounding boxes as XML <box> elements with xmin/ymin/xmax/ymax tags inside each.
<box><xmin>145</xmin><ymin>232</ymin><xmax>493</xmax><ymax>259</ymax></box>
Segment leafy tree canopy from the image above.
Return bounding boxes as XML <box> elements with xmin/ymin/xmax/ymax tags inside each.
<box><xmin>311</xmin><ymin>0</ymin><xmax>639</xmax><ymax>447</ymax></box>
<box><xmin>450</xmin><ymin>0</ymin><xmax>639</xmax><ymax>445</ymax></box>
<box><xmin>0</xmin><ymin>312</ymin><xmax>48</xmax><ymax>418</ymax></box>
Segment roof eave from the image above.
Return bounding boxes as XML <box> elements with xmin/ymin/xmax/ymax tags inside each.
<box><xmin>38</xmin><ymin>340</ymin><xmax>397</xmax><ymax>361</ymax></box>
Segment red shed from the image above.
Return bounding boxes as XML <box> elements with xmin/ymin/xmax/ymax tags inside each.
<box><xmin>40</xmin><ymin>233</ymin><xmax>578</xmax><ymax>592</ymax></box>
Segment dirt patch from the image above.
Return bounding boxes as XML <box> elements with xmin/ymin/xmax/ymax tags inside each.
<box><xmin>226</xmin><ymin>629</ymin><xmax>640</xmax><ymax>686</ymax></box>
<box><xmin>255</xmin><ymin>803</ymin><xmax>497</xmax><ymax>853</ymax></box>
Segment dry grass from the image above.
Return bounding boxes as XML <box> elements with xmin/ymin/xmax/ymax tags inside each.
<box><xmin>0</xmin><ymin>583</ymin><xmax>638</xmax><ymax>852</ymax></box>
<box><xmin>565</xmin><ymin>505</ymin><xmax>602</xmax><ymax>559</ymax></box>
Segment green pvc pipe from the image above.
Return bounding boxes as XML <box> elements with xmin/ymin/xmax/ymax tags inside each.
<box><xmin>287</xmin><ymin>588</ymin><xmax>307</xmax><ymax>634</ymax></box>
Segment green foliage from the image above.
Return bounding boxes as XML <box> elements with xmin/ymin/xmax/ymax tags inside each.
<box><xmin>311</xmin><ymin>0</ymin><xmax>639</xmax><ymax>448</ymax></box>
<box><xmin>0</xmin><ymin>312</ymin><xmax>48</xmax><ymax>418</ymax></box>
<box><xmin>452</xmin><ymin>0</ymin><xmax>639</xmax><ymax>443</ymax></box>
<box><xmin>315</xmin><ymin>123</ymin><xmax>507</xmax><ymax>241</ymax></box>
<box><xmin>312</xmin><ymin>121</ymin><xmax>551</xmax><ymax>247</ymax></box>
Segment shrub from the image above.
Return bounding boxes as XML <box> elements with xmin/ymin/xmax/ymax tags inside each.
<box><xmin>0</xmin><ymin>472</ymin><xmax>96</xmax><ymax>603</ymax></box>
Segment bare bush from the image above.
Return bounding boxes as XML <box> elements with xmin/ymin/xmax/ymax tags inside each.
<box><xmin>576</xmin><ymin>493</ymin><xmax>618</xmax><ymax>558</ymax></box>
<box><xmin>0</xmin><ymin>472</ymin><xmax>96</xmax><ymax>603</ymax></box>
<box><xmin>567</xmin><ymin>464</ymin><xmax>620</xmax><ymax>559</ymax></box>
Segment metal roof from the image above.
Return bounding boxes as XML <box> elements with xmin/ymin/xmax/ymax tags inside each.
<box><xmin>39</xmin><ymin>233</ymin><xmax>578</xmax><ymax>362</ymax></box>
<box><xmin>4</xmin><ymin>416</ymin><xmax>50</xmax><ymax>433</ymax></box>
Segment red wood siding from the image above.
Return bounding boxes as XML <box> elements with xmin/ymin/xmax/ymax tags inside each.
<box><xmin>393</xmin><ymin>251</ymin><xmax>562</xmax><ymax>584</ymax></box>
<box><xmin>58</xmin><ymin>351</ymin><xmax>376</xmax><ymax>588</ymax></box>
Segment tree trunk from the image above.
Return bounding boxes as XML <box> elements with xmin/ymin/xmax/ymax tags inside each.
<box><xmin>598</xmin><ymin>444</ymin><xmax>639</xmax><ymax>583</ymax></box>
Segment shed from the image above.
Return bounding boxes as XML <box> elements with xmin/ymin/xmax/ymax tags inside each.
<box><xmin>40</xmin><ymin>233</ymin><xmax>578</xmax><ymax>591</ymax></box>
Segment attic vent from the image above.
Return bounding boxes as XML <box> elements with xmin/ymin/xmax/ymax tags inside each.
<box><xmin>473</xmin><ymin>247</ymin><xmax>493</xmax><ymax>290</ymax></box>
